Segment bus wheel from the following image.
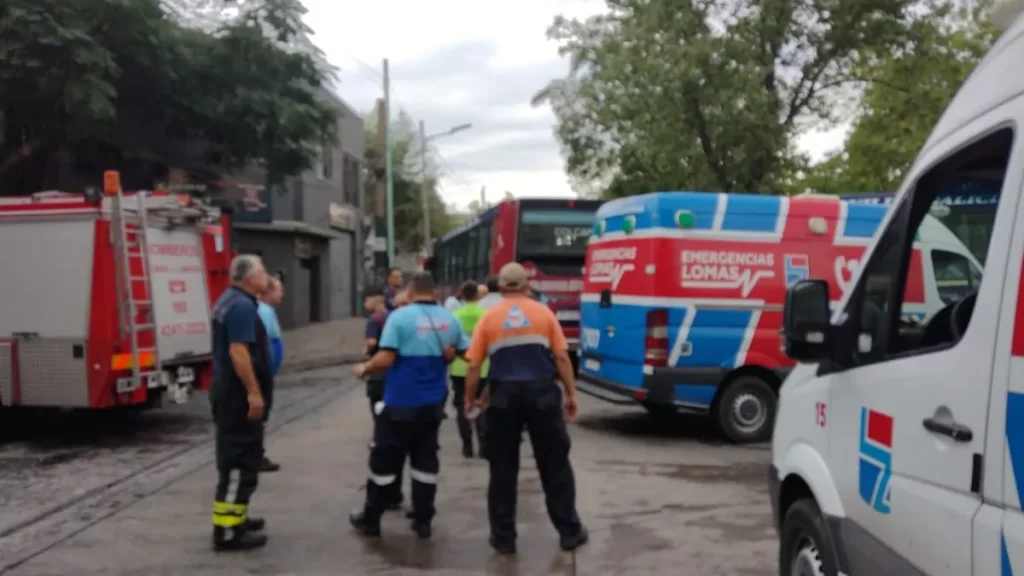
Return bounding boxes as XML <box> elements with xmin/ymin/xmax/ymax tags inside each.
<box><xmin>778</xmin><ymin>498</ymin><xmax>839</xmax><ymax>576</ymax></box>
<box><xmin>716</xmin><ymin>375</ymin><xmax>776</xmax><ymax>443</ymax></box>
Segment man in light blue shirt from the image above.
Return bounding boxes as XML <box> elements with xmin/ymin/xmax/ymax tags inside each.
<box><xmin>350</xmin><ymin>272</ymin><xmax>469</xmax><ymax>539</ymax></box>
<box><xmin>257</xmin><ymin>274</ymin><xmax>284</xmax><ymax>473</ymax></box>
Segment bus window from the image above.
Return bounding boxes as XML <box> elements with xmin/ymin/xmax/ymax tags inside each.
<box><xmin>518</xmin><ymin>209</ymin><xmax>594</xmax><ymax>257</ymax></box>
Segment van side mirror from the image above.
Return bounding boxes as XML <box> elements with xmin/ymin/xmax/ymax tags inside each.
<box><xmin>424</xmin><ymin>256</ymin><xmax>435</xmax><ymax>272</ymax></box>
<box><xmin>783</xmin><ymin>279</ymin><xmax>831</xmax><ymax>361</ymax></box>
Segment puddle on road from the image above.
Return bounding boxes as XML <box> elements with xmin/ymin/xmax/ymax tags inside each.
<box><xmin>592</xmin><ymin>460</ymin><xmax>767</xmax><ymax>485</ymax></box>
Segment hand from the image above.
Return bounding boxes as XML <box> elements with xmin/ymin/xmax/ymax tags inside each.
<box><xmin>443</xmin><ymin>346</ymin><xmax>456</xmax><ymax>362</ymax></box>
<box><xmin>563</xmin><ymin>394</ymin><xmax>579</xmax><ymax>423</ymax></box>
<box><xmin>464</xmin><ymin>396</ymin><xmax>478</xmax><ymax>419</ymax></box>
<box><xmin>247</xmin><ymin>391</ymin><xmax>266</xmax><ymax>421</ymax></box>
<box><xmin>352</xmin><ymin>363</ymin><xmax>367</xmax><ymax>378</ymax></box>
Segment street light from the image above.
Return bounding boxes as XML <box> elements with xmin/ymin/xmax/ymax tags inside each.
<box><xmin>419</xmin><ymin>121</ymin><xmax>473</xmax><ymax>252</ymax></box>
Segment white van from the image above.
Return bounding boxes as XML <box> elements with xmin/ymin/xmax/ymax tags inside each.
<box><xmin>770</xmin><ymin>3</ymin><xmax>1024</xmax><ymax>575</ymax></box>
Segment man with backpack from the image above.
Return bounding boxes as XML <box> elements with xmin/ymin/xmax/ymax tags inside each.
<box><xmin>362</xmin><ymin>285</ymin><xmax>404</xmax><ymax>510</ymax></box>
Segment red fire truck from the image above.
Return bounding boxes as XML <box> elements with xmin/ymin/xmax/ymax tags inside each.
<box><xmin>0</xmin><ymin>171</ymin><xmax>234</xmax><ymax>410</ymax></box>
<box><xmin>426</xmin><ymin>197</ymin><xmax>602</xmax><ymax>370</ymax></box>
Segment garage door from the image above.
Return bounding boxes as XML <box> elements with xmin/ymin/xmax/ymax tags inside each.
<box><xmin>329</xmin><ymin>233</ymin><xmax>354</xmax><ymax>319</ymax></box>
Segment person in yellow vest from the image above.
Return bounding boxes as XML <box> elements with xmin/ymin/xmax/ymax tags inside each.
<box><xmin>449</xmin><ymin>281</ymin><xmax>489</xmax><ymax>458</ymax></box>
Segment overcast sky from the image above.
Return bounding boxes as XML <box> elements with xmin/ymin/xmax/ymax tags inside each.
<box><xmin>303</xmin><ymin>0</ymin><xmax>848</xmax><ymax>210</ymax></box>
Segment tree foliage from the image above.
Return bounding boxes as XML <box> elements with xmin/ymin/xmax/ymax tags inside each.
<box><xmin>362</xmin><ymin>111</ymin><xmax>457</xmax><ymax>252</ymax></box>
<box><xmin>798</xmin><ymin>5</ymin><xmax>997</xmax><ymax>194</ymax></box>
<box><xmin>0</xmin><ymin>0</ymin><xmax>336</xmax><ymax>194</ymax></box>
<box><xmin>535</xmin><ymin>0</ymin><xmax>929</xmax><ymax>197</ymax></box>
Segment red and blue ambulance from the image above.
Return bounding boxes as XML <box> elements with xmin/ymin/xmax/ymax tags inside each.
<box><xmin>577</xmin><ymin>191</ymin><xmax>980</xmax><ymax>442</ymax></box>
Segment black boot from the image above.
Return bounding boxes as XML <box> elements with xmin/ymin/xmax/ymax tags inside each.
<box><xmin>246</xmin><ymin>517</ymin><xmax>266</xmax><ymax>531</ymax></box>
<box><xmin>348</xmin><ymin>509</ymin><xmax>381</xmax><ymax>537</ymax></box>
<box><xmin>489</xmin><ymin>535</ymin><xmax>516</xmax><ymax>555</ymax></box>
<box><xmin>461</xmin><ymin>443</ymin><xmax>474</xmax><ymax>458</ymax></box>
<box><xmin>213</xmin><ymin>527</ymin><xmax>268</xmax><ymax>551</ymax></box>
<box><xmin>259</xmin><ymin>457</ymin><xmax>281</xmax><ymax>473</ymax></box>
<box><xmin>410</xmin><ymin>518</ymin><xmax>432</xmax><ymax>539</ymax></box>
<box><xmin>560</xmin><ymin>527</ymin><xmax>589</xmax><ymax>551</ymax></box>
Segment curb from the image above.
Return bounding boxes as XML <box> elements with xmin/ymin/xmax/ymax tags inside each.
<box><xmin>279</xmin><ymin>353</ymin><xmax>363</xmax><ymax>375</ymax></box>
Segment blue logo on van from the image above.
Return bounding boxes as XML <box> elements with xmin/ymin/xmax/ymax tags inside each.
<box><xmin>784</xmin><ymin>255</ymin><xmax>809</xmax><ymax>287</ymax></box>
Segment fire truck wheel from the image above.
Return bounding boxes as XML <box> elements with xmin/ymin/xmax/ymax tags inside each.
<box><xmin>715</xmin><ymin>375</ymin><xmax>777</xmax><ymax>443</ymax></box>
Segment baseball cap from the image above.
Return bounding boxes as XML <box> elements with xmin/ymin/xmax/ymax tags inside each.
<box><xmin>498</xmin><ymin>263</ymin><xmax>529</xmax><ymax>291</ymax></box>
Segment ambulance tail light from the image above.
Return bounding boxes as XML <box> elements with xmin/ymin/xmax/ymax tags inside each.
<box><xmin>644</xmin><ymin>309</ymin><xmax>669</xmax><ymax>367</ymax></box>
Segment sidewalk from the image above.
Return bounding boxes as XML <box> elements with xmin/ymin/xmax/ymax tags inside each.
<box><xmin>7</xmin><ymin>385</ymin><xmax>592</xmax><ymax>576</ymax></box>
<box><xmin>280</xmin><ymin>317</ymin><xmax>366</xmax><ymax>374</ymax></box>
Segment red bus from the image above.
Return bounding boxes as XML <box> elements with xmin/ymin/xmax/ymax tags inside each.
<box><xmin>426</xmin><ymin>197</ymin><xmax>602</xmax><ymax>368</ymax></box>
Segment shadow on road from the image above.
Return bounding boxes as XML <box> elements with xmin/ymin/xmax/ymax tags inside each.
<box><xmin>0</xmin><ymin>400</ymin><xmax>210</xmax><ymax>448</ymax></box>
<box><xmin>575</xmin><ymin>408</ymin><xmax>732</xmax><ymax>444</ymax></box>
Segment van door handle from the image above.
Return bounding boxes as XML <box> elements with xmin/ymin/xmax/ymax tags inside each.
<box><xmin>922</xmin><ymin>417</ymin><xmax>973</xmax><ymax>442</ymax></box>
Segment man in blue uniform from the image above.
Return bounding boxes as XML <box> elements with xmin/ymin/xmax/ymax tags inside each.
<box><xmin>257</xmin><ymin>274</ymin><xmax>284</xmax><ymax>473</ymax></box>
<box><xmin>210</xmin><ymin>254</ymin><xmax>271</xmax><ymax>551</ymax></box>
<box><xmin>349</xmin><ymin>272</ymin><xmax>469</xmax><ymax>539</ymax></box>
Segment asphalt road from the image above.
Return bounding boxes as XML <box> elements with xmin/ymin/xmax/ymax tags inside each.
<box><xmin>0</xmin><ymin>368</ymin><xmax>777</xmax><ymax>575</ymax></box>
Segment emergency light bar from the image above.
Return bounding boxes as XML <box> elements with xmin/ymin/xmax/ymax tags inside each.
<box><xmin>992</xmin><ymin>0</ymin><xmax>1024</xmax><ymax>30</ymax></box>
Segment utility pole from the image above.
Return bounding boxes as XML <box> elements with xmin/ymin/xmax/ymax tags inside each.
<box><xmin>419</xmin><ymin>120</ymin><xmax>431</xmax><ymax>254</ymax></box>
<box><xmin>383</xmin><ymin>58</ymin><xmax>395</xmax><ymax>267</ymax></box>
<box><xmin>375</xmin><ymin>99</ymin><xmax>386</xmax><ymax>221</ymax></box>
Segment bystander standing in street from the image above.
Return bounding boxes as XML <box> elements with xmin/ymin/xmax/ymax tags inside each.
<box><xmin>449</xmin><ymin>281</ymin><xmax>489</xmax><ymax>458</ymax></box>
<box><xmin>361</xmin><ymin>284</ymin><xmax>404</xmax><ymax>510</ymax></box>
<box><xmin>256</xmin><ymin>273</ymin><xmax>284</xmax><ymax>473</ymax></box>
<box><xmin>350</xmin><ymin>272</ymin><xmax>469</xmax><ymax>539</ymax></box>
<box><xmin>209</xmin><ymin>254</ymin><xmax>272</xmax><ymax>551</ymax></box>
<box><xmin>478</xmin><ymin>275</ymin><xmax>502</xmax><ymax>309</ymax></box>
<box><xmin>443</xmin><ymin>291</ymin><xmax>462</xmax><ymax>312</ymax></box>
<box><xmin>463</xmin><ymin>263</ymin><xmax>588</xmax><ymax>555</ymax></box>
<box><xmin>384</xmin><ymin>267</ymin><xmax>403</xmax><ymax>310</ymax></box>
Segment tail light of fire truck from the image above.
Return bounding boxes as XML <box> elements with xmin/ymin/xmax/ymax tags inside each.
<box><xmin>644</xmin><ymin>309</ymin><xmax>669</xmax><ymax>367</ymax></box>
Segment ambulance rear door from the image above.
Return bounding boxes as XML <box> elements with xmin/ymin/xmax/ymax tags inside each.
<box><xmin>146</xmin><ymin>226</ymin><xmax>213</xmax><ymax>363</ymax></box>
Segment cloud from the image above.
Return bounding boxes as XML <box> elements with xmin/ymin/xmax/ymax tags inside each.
<box><xmin>304</xmin><ymin>0</ymin><xmax>846</xmax><ymax>210</ymax></box>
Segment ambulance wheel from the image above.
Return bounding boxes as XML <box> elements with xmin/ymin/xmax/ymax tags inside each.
<box><xmin>779</xmin><ymin>498</ymin><xmax>839</xmax><ymax>576</ymax></box>
<box><xmin>716</xmin><ymin>375</ymin><xmax>776</xmax><ymax>443</ymax></box>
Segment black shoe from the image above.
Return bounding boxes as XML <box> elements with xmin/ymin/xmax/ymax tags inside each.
<box><xmin>560</xmin><ymin>527</ymin><xmax>589</xmax><ymax>551</ymax></box>
<box><xmin>461</xmin><ymin>444</ymin><xmax>473</xmax><ymax>458</ymax></box>
<box><xmin>259</xmin><ymin>457</ymin><xmax>281</xmax><ymax>473</ymax></box>
<box><xmin>405</xmin><ymin>509</ymin><xmax>415</xmax><ymax>519</ymax></box>
<box><xmin>411</xmin><ymin>520</ymin><xmax>432</xmax><ymax>539</ymax></box>
<box><xmin>213</xmin><ymin>529</ymin><xmax>268</xmax><ymax>551</ymax></box>
<box><xmin>246</xmin><ymin>517</ymin><xmax>266</xmax><ymax>531</ymax></box>
<box><xmin>348</xmin><ymin>510</ymin><xmax>381</xmax><ymax>537</ymax></box>
<box><xmin>489</xmin><ymin>535</ymin><xmax>516</xmax><ymax>555</ymax></box>
<box><xmin>386</xmin><ymin>498</ymin><xmax>404</xmax><ymax>511</ymax></box>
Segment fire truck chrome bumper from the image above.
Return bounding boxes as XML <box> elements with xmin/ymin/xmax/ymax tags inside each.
<box><xmin>115</xmin><ymin>371</ymin><xmax>162</xmax><ymax>394</ymax></box>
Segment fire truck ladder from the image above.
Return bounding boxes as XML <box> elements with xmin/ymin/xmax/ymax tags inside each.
<box><xmin>109</xmin><ymin>181</ymin><xmax>162</xmax><ymax>389</ymax></box>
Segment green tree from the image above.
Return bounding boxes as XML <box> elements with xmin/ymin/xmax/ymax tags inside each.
<box><xmin>363</xmin><ymin>111</ymin><xmax>455</xmax><ymax>252</ymax></box>
<box><xmin>0</xmin><ymin>0</ymin><xmax>336</xmax><ymax>194</ymax></box>
<box><xmin>801</xmin><ymin>4</ymin><xmax>996</xmax><ymax>194</ymax></box>
<box><xmin>534</xmin><ymin>0</ymin><xmax>918</xmax><ymax>197</ymax></box>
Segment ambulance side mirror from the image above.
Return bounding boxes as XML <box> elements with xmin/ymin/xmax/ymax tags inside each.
<box><xmin>783</xmin><ymin>279</ymin><xmax>831</xmax><ymax>361</ymax></box>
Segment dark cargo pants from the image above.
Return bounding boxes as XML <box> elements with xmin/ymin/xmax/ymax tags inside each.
<box><xmin>485</xmin><ymin>379</ymin><xmax>583</xmax><ymax>543</ymax></box>
<box><xmin>363</xmin><ymin>407</ymin><xmax>442</xmax><ymax>524</ymax></box>
<box><xmin>212</xmin><ymin>396</ymin><xmax>264</xmax><ymax>537</ymax></box>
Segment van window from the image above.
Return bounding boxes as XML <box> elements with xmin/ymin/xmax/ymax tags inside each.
<box><xmin>850</xmin><ymin>128</ymin><xmax>1012</xmax><ymax>363</ymax></box>
<box><xmin>932</xmin><ymin>249</ymin><xmax>982</xmax><ymax>304</ymax></box>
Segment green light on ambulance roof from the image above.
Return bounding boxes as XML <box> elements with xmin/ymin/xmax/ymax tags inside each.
<box><xmin>675</xmin><ymin>210</ymin><xmax>695</xmax><ymax>228</ymax></box>
<box><xmin>593</xmin><ymin>220</ymin><xmax>606</xmax><ymax>237</ymax></box>
<box><xmin>623</xmin><ymin>215</ymin><xmax>636</xmax><ymax>234</ymax></box>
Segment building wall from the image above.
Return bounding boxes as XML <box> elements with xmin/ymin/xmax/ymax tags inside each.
<box><xmin>227</xmin><ymin>88</ymin><xmax>366</xmax><ymax>326</ymax></box>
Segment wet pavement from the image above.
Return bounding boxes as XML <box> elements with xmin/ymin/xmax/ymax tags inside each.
<box><xmin>280</xmin><ymin>317</ymin><xmax>367</xmax><ymax>373</ymax></box>
<box><xmin>0</xmin><ymin>367</ymin><xmax>777</xmax><ymax>575</ymax></box>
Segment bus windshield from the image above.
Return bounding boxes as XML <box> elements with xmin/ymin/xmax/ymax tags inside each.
<box><xmin>517</xmin><ymin>208</ymin><xmax>595</xmax><ymax>257</ymax></box>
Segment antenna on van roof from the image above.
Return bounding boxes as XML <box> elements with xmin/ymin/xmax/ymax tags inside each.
<box><xmin>992</xmin><ymin>0</ymin><xmax>1024</xmax><ymax>30</ymax></box>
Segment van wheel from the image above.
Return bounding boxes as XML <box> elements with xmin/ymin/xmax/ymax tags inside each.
<box><xmin>715</xmin><ymin>375</ymin><xmax>776</xmax><ymax>443</ymax></box>
<box><xmin>779</xmin><ymin>498</ymin><xmax>839</xmax><ymax>576</ymax></box>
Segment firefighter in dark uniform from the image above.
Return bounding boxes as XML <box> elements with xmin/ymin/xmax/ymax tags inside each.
<box><xmin>209</xmin><ymin>254</ymin><xmax>272</xmax><ymax>551</ymax></box>
<box><xmin>349</xmin><ymin>272</ymin><xmax>469</xmax><ymax>539</ymax></box>
<box><xmin>463</xmin><ymin>262</ymin><xmax>589</xmax><ymax>555</ymax></box>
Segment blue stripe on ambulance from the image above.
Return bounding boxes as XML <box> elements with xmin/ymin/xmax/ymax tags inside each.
<box><xmin>844</xmin><ymin>204</ymin><xmax>886</xmax><ymax>238</ymax></box>
<box><xmin>1005</xmin><ymin>391</ymin><xmax>1024</xmax><ymax>575</ymax></box>
<box><xmin>720</xmin><ymin>195</ymin><xmax>781</xmax><ymax>232</ymax></box>
<box><xmin>579</xmin><ymin>302</ymin><xmax>751</xmax><ymax>408</ymax></box>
